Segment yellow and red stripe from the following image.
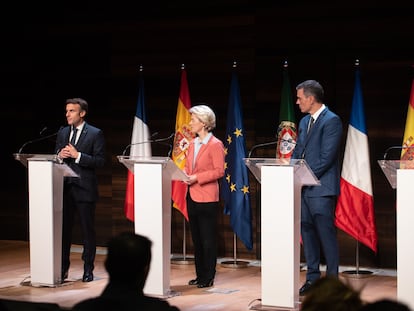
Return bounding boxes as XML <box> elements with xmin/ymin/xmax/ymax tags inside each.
<box><xmin>171</xmin><ymin>68</ymin><xmax>194</xmax><ymax>220</ymax></box>
<box><xmin>402</xmin><ymin>80</ymin><xmax>414</xmax><ymax>160</ymax></box>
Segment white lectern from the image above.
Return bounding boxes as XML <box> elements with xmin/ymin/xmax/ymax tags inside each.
<box><xmin>117</xmin><ymin>156</ymin><xmax>188</xmax><ymax>297</ymax></box>
<box><xmin>378</xmin><ymin>159</ymin><xmax>414</xmax><ymax>310</ymax></box>
<box><xmin>244</xmin><ymin>158</ymin><xmax>320</xmax><ymax>310</ymax></box>
<box><xmin>14</xmin><ymin>153</ymin><xmax>78</xmax><ymax>287</ymax></box>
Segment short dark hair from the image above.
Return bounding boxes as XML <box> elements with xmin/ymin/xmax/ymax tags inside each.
<box><xmin>301</xmin><ymin>276</ymin><xmax>362</xmax><ymax>311</ymax></box>
<box><xmin>360</xmin><ymin>299</ymin><xmax>411</xmax><ymax>311</ymax></box>
<box><xmin>104</xmin><ymin>232</ymin><xmax>152</xmax><ymax>282</ymax></box>
<box><xmin>296</xmin><ymin>80</ymin><xmax>324</xmax><ymax>103</ymax></box>
<box><xmin>66</xmin><ymin>98</ymin><xmax>88</xmax><ymax>114</ymax></box>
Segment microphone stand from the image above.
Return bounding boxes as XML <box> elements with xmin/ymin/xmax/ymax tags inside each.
<box><xmin>18</xmin><ymin>128</ymin><xmax>62</xmax><ymax>154</ymax></box>
<box><xmin>122</xmin><ymin>132</ymin><xmax>174</xmax><ymax>156</ymax></box>
<box><xmin>155</xmin><ymin>142</ymin><xmax>173</xmax><ymax>158</ymax></box>
<box><xmin>153</xmin><ymin>133</ymin><xmax>174</xmax><ymax>157</ymax></box>
<box><xmin>382</xmin><ymin>145</ymin><xmax>414</xmax><ymax>161</ymax></box>
<box><xmin>248</xmin><ymin>141</ymin><xmax>278</xmax><ymax>158</ymax></box>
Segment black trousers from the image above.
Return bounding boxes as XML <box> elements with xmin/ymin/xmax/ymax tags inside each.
<box><xmin>187</xmin><ymin>194</ymin><xmax>218</xmax><ymax>283</ymax></box>
<box><xmin>62</xmin><ymin>184</ymin><xmax>96</xmax><ymax>273</ymax></box>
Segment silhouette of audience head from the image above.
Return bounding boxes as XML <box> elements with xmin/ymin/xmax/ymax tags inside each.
<box><xmin>104</xmin><ymin>231</ymin><xmax>152</xmax><ymax>289</ymax></box>
<box><xmin>73</xmin><ymin>232</ymin><xmax>180</xmax><ymax>311</ymax></box>
<box><xmin>360</xmin><ymin>299</ymin><xmax>411</xmax><ymax>311</ymax></box>
<box><xmin>300</xmin><ymin>276</ymin><xmax>362</xmax><ymax>311</ymax></box>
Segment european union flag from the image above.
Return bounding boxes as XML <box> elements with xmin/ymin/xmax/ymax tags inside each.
<box><xmin>222</xmin><ymin>70</ymin><xmax>253</xmax><ymax>251</ymax></box>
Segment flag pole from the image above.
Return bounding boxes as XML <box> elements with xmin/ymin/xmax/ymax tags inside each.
<box><xmin>341</xmin><ymin>240</ymin><xmax>373</xmax><ymax>277</ymax></box>
<box><xmin>221</xmin><ymin>233</ymin><xmax>249</xmax><ymax>269</ymax></box>
<box><xmin>171</xmin><ymin>216</ymin><xmax>194</xmax><ymax>265</ymax></box>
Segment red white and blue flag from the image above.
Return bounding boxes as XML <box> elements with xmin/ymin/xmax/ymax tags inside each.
<box><xmin>124</xmin><ymin>68</ymin><xmax>152</xmax><ymax>221</ymax></box>
<box><xmin>335</xmin><ymin>65</ymin><xmax>377</xmax><ymax>252</ymax></box>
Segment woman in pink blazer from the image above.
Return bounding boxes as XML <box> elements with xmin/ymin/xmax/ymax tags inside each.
<box><xmin>184</xmin><ymin>105</ymin><xmax>225</xmax><ymax>288</ymax></box>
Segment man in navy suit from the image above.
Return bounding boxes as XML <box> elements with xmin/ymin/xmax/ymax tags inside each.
<box><xmin>55</xmin><ymin>98</ymin><xmax>105</xmax><ymax>283</ymax></box>
<box><xmin>291</xmin><ymin>80</ymin><xmax>343</xmax><ymax>296</ymax></box>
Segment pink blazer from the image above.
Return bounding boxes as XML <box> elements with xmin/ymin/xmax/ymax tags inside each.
<box><xmin>184</xmin><ymin>135</ymin><xmax>225</xmax><ymax>203</ymax></box>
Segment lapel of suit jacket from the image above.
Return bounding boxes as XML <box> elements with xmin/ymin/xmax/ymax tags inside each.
<box><xmin>76</xmin><ymin>123</ymin><xmax>88</xmax><ymax>148</ymax></box>
<box><xmin>302</xmin><ymin>107</ymin><xmax>328</xmax><ymax>150</ymax></box>
<box><xmin>65</xmin><ymin>127</ymin><xmax>71</xmax><ymax>143</ymax></box>
<box><xmin>186</xmin><ymin>141</ymin><xmax>195</xmax><ymax>173</ymax></box>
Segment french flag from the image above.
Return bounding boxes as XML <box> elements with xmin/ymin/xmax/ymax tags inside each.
<box><xmin>335</xmin><ymin>64</ymin><xmax>377</xmax><ymax>253</ymax></box>
<box><xmin>124</xmin><ymin>67</ymin><xmax>152</xmax><ymax>222</ymax></box>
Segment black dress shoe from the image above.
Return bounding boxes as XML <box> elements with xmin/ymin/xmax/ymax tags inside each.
<box><xmin>82</xmin><ymin>272</ymin><xmax>94</xmax><ymax>282</ymax></box>
<box><xmin>299</xmin><ymin>280</ymin><xmax>313</xmax><ymax>296</ymax></box>
<box><xmin>197</xmin><ymin>279</ymin><xmax>214</xmax><ymax>288</ymax></box>
<box><xmin>188</xmin><ymin>279</ymin><xmax>199</xmax><ymax>285</ymax></box>
<box><xmin>61</xmin><ymin>270</ymin><xmax>68</xmax><ymax>281</ymax></box>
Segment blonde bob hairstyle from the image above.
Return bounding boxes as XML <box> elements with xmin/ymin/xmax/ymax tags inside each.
<box><xmin>189</xmin><ymin>104</ymin><xmax>216</xmax><ymax>132</ymax></box>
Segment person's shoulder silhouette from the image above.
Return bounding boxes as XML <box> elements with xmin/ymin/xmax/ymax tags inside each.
<box><xmin>73</xmin><ymin>232</ymin><xmax>180</xmax><ymax>311</ymax></box>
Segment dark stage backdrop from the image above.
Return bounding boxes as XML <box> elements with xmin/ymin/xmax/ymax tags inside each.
<box><xmin>2</xmin><ymin>2</ymin><xmax>414</xmax><ymax>269</ymax></box>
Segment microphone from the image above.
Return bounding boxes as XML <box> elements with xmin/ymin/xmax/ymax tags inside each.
<box><xmin>18</xmin><ymin>126</ymin><xmax>63</xmax><ymax>154</ymax></box>
<box><xmin>122</xmin><ymin>132</ymin><xmax>175</xmax><ymax>156</ymax></box>
<box><xmin>153</xmin><ymin>132</ymin><xmax>175</xmax><ymax>143</ymax></box>
<box><xmin>39</xmin><ymin>126</ymin><xmax>48</xmax><ymax>136</ymax></box>
<box><xmin>248</xmin><ymin>140</ymin><xmax>278</xmax><ymax>158</ymax></box>
<box><xmin>383</xmin><ymin>145</ymin><xmax>414</xmax><ymax>160</ymax></box>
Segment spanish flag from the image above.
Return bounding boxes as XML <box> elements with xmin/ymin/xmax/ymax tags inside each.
<box><xmin>171</xmin><ymin>66</ymin><xmax>194</xmax><ymax>220</ymax></box>
<box><xmin>401</xmin><ymin>79</ymin><xmax>414</xmax><ymax>161</ymax></box>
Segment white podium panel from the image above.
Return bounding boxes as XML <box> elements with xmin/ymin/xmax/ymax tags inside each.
<box><xmin>134</xmin><ymin>162</ymin><xmax>172</xmax><ymax>297</ymax></box>
<box><xmin>379</xmin><ymin>160</ymin><xmax>414</xmax><ymax>309</ymax></box>
<box><xmin>261</xmin><ymin>166</ymin><xmax>300</xmax><ymax>309</ymax></box>
<box><xmin>396</xmin><ymin>169</ymin><xmax>414</xmax><ymax>309</ymax></box>
<box><xmin>118</xmin><ymin>156</ymin><xmax>187</xmax><ymax>297</ymax></box>
<box><xmin>21</xmin><ymin>155</ymin><xmax>77</xmax><ymax>287</ymax></box>
<box><xmin>14</xmin><ymin>154</ymin><xmax>78</xmax><ymax>287</ymax></box>
<box><xmin>28</xmin><ymin>161</ymin><xmax>64</xmax><ymax>286</ymax></box>
<box><xmin>245</xmin><ymin>158</ymin><xmax>318</xmax><ymax>310</ymax></box>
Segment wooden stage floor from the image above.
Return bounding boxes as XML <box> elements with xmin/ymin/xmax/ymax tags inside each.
<box><xmin>0</xmin><ymin>240</ymin><xmax>398</xmax><ymax>310</ymax></box>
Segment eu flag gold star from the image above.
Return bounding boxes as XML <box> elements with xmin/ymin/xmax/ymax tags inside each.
<box><xmin>227</xmin><ymin>135</ymin><xmax>232</xmax><ymax>144</ymax></box>
<box><xmin>234</xmin><ymin>128</ymin><xmax>243</xmax><ymax>137</ymax></box>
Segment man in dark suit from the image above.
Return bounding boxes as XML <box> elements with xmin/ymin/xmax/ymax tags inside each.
<box><xmin>291</xmin><ymin>80</ymin><xmax>343</xmax><ymax>296</ymax></box>
<box><xmin>73</xmin><ymin>232</ymin><xmax>180</xmax><ymax>311</ymax></box>
<box><xmin>55</xmin><ymin>97</ymin><xmax>105</xmax><ymax>283</ymax></box>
